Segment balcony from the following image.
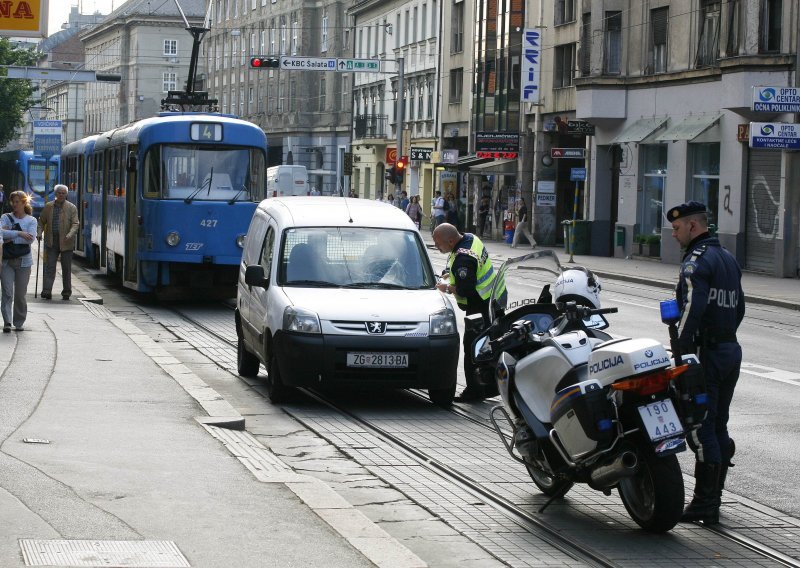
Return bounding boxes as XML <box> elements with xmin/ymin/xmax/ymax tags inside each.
<box><xmin>353</xmin><ymin>114</ymin><xmax>388</xmax><ymax>139</ymax></box>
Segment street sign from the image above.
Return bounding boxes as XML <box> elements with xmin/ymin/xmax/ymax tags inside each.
<box><xmin>280</xmin><ymin>56</ymin><xmax>337</xmax><ymax>70</ymax></box>
<box><xmin>337</xmin><ymin>58</ymin><xmax>381</xmax><ymax>72</ymax></box>
<box><xmin>749</xmin><ymin>122</ymin><xmax>800</xmax><ymax>149</ymax></box>
<box><xmin>570</xmin><ymin>167</ymin><xmax>587</xmax><ymax>181</ymax></box>
<box><xmin>752</xmin><ymin>86</ymin><xmax>800</xmax><ymax>113</ymax></box>
<box><xmin>567</xmin><ymin>120</ymin><xmax>595</xmax><ymax>136</ymax></box>
<box><xmin>551</xmin><ymin>148</ymin><xmax>585</xmax><ymax>159</ymax></box>
<box><xmin>410</xmin><ymin>147</ymin><xmax>432</xmax><ymax>161</ymax></box>
<box><xmin>33</xmin><ymin>120</ymin><xmax>62</xmax><ymax>158</ymax></box>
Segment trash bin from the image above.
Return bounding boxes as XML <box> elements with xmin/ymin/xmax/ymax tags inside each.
<box><xmin>504</xmin><ymin>220</ymin><xmax>515</xmax><ymax>244</ymax></box>
<box><xmin>615</xmin><ymin>226</ymin><xmax>625</xmax><ymax>247</ymax></box>
<box><xmin>561</xmin><ymin>220</ymin><xmax>590</xmax><ymax>255</ymax></box>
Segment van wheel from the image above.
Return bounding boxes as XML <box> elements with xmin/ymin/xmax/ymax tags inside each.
<box><xmin>429</xmin><ymin>381</ymin><xmax>456</xmax><ymax>408</ymax></box>
<box><xmin>237</xmin><ymin>335</ymin><xmax>260</xmax><ymax>377</ymax></box>
<box><xmin>267</xmin><ymin>356</ymin><xmax>292</xmax><ymax>403</ymax></box>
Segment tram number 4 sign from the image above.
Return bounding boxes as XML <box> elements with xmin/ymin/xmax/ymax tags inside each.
<box><xmin>551</xmin><ymin>148</ymin><xmax>585</xmax><ymax>159</ymax></box>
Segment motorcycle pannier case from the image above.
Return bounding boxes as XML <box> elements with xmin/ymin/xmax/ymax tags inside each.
<box><xmin>550</xmin><ymin>378</ymin><xmax>614</xmax><ymax>460</ymax></box>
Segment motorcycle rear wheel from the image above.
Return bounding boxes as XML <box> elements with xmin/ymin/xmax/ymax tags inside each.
<box><xmin>618</xmin><ymin>447</ymin><xmax>684</xmax><ymax>532</ymax></box>
<box><xmin>526</xmin><ymin>464</ymin><xmax>573</xmax><ymax>498</ymax></box>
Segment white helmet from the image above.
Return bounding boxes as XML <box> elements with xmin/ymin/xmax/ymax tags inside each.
<box><xmin>553</xmin><ymin>267</ymin><xmax>602</xmax><ymax>309</ymax></box>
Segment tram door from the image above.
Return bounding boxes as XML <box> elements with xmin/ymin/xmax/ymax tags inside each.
<box><xmin>125</xmin><ymin>145</ymin><xmax>138</xmax><ymax>284</ymax></box>
<box><xmin>76</xmin><ymin>155</ymin><xmax>85</xmax><ymax>253</ymax></box>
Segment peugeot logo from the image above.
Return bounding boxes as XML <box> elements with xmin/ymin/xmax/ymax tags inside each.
<box><xmin>644</xmin><ymin>349</ymin><xmax>654</xmax><ymax>358</ymax></box>
<box><xmin>366</xmin><ymin>322</ymin><xmax>387</xmax><ymax>334</ymax></box>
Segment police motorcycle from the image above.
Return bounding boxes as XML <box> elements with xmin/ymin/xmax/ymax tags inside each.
<box><xmin>469</xmin><ymin>251</ymin><xmax>708</xmax><ymax>532</ymax></box>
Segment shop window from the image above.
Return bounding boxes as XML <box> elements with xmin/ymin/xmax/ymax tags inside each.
<box><xmin>691</xmin><ymin>143</ymin><xmax>720</xmax><ymax>224</ymax></box>
<box><xmin>638</xmin><ymin>145</ymin><xmax>667</xmax><ymax>237</ymax></box>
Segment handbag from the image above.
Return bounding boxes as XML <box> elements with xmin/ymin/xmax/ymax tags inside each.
<box><xmin>2</xmin><ymin>215</ymin><xmax>31</xmax><ymax>259</ymax></box>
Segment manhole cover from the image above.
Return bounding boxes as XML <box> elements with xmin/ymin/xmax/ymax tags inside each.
<box><xmin>20</xmin><ymin>540</ymin><xmax>190</xmax><ymax>567</ymax></box>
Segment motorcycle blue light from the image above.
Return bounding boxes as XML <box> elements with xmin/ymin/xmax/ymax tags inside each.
<box><xmin>660</xmin><ymin>299</ymin><xmax>680</xmax><ymax>324</ymax></box>
<box><xmin>597</xmin><ymin>419</ymin><xmax>612</xmax><ymax>432</ymax></box>
<box><xmin>694</xmin><ymin>393</ymin><xmax>708</xmax><ymax>405</ymax></box>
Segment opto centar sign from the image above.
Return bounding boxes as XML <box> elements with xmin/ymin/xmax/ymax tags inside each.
<box><xmin>0</xmin><ymin>0</ymin><xmax>47</xmax><ymax>38</ymax></box>
<box><xmin>752</xmin><ymin>86</ymin><xmax>800</xmax><ymax>113</ymax></box>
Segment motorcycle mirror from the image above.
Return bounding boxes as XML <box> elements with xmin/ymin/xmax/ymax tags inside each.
<box><xmin>472</xmin><ymin>336</ymin><xmax>493</xmax><ymax>362</ymax></box>
<box><xmin>583</xmin><ymin>314</ymin><xmax>609</xmax><ymax>330</ymax></box>
<box><xmin>537</xmin><ymin>284</ymin><xmax>552</xmax><ymax>304</ymax></box>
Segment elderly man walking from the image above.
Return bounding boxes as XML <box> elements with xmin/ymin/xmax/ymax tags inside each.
<box><xmin>38</xmin><ymin>184</ymin><xmax>79</xmax><ymax>300</ymax></box>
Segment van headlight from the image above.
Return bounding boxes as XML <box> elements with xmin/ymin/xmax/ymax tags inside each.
<box><xmin>429</xmin><ymin>309</ymin><xmax>457</xmax><ymax>336</ymax></box>
<box><xmin>283</xmin><ymin>306</ymin><xmax>321</xmax><ymax>334</ymax></box>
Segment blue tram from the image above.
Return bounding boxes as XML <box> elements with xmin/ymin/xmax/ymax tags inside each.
<box><xmin>61</xmin><ymin>113</ymin><xmax>267</xmax><ymax>295</ymax></box>
<box><xmin>0</xmin><ymin>150</ymin><xmax>60</xmax><ymax>216</ymax></box>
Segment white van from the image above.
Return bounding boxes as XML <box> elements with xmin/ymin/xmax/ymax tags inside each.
<box><xmin>266</xmin><ymin>165</ymin><xmax>308</xmax><ymax>197</ymax></box>
<box><xmin>235</xmin><ymin>197</ymin><xmax>460</xmax><ymax>406</ymax></box>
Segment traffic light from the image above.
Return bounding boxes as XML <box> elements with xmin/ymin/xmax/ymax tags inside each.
<box><xmin>385</xmin><ymin>167</ymin><xmax>396</xmax><ymax>185</ymax></box>
<box><xmin>394</xmin><ymin>156</ymin><xmax>407</xmax><ymax>184</ymax></box>
<box><xmin>250</xmin><ymin>56</ymin><xmax>280</xmax><ymax>68</ymax></box>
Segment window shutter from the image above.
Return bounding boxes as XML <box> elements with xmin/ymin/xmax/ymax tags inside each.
<box><xmin>652</xmin><ymin>7</ymin><xmax>668</xmax><ymax>45</ymax></box>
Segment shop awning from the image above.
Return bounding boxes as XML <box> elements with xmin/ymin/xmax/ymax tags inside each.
<box><xmin>654</xmin><ymin>114</ymin><xmax>721</xmax><ymax>142</ymax></box>
<box><xmin>610</xmin><ymin>117</ymin><xmax>669</xmax><ymax>144</ymax></box>
<box><xmin>468</xmin><ymin>158</ymin><xmax>517</xmax><ymax>174</ymax></box>
<box><xmin>454</xmin><ymin>155</ymin><xmax>492</xmax><ymax>170</ymax></box>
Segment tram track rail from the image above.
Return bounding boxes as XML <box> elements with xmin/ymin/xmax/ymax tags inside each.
<box><xmin>166</xmin><ymin>303</ymin><xmax>800</xmax><ymax>568</ymax></box>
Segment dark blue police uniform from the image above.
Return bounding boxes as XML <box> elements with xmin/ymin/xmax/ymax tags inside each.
<box><xmin>669</xmin><ymin>201</ymin><xmax>745</xmax><ymax>524</ymax></box>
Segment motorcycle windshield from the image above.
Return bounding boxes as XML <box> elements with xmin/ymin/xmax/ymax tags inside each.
<box><xmin>488</xmin><ymin>250</ymin><xmax>563</xmax><ymax>323</ymax></box>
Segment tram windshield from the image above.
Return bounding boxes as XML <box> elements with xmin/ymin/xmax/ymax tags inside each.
<box><xmin>146</xmin><ymin>145</ymin><xmax>266</xmax><ymax>202</ymax></box>
<box><xmin>27</xmin><ymin>162</ymin><xmax>57</xmax><ymax>195</ymax></box>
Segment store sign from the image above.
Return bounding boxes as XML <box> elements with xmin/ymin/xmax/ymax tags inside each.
<box><xmin>537</xmin><ymin>180</ymin><xmax>555</xmax><ymax>194</ymax></box>
<box><xmin>567</xmin><ymin>120</ymin><xmax>595</xmax><ymax>135</ymax></box>
<box><xmin>551</xmin><ymin>147</ymin><xmax>585</xmax><ymax>159</ymax></box>
<box><xmin>521</xmin><ymin>29</ymin><xmax>541</xmax><ymax>103</ymax></box>
<box><xmin>749</xmin><ymin>122</ymin><xmax>800</xmax><ymax>149</ymax></box>
<box><xmin>536</xmin><ymin>193</ymin><xmax>556</xmax><ymax>206</ymax></box>
<box><xmin>752</xmin><ymin>86</ymin><xmax>800</xmax><ymax>113</ymax></box>
<box><xmin>476</xmin><ymin>151</ymin><xmax>518</xmax><ymax>159</ymax></box>
<box><xmin>475</xmin><ymin>131</ymin><xmax>519</xmax><ymax>153</ymax></box>
<box><xmin>0</xmin><ymin>0</ymin><xmax>47</xmax><ymax>38</ymax></box>
<box><xmin>385</xmin><ymin>147</ymin><xmax>397</xmax><ymax>165</ymax></box>
<box><xmin>410</xmin><ymin>147</ymin><xmax>432</xmax><ymax>161</ymax></box>
<box><xmin>441</xmin><ymin>149</ymin><xmax>459</xmax><ymax>164</ymax></box>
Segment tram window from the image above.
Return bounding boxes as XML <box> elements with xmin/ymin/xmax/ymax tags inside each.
<box><xmin>143</xmin><ymin>149</ymin><xmax>160</xmax><ymax>198</ymax></box>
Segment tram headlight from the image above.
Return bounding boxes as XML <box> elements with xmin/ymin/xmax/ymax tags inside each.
<box><xmin>165</xmin><ymin>231</ymin><xmax>181</xmax><ymax>247</ymax></box>
<box><xmin>236</xmin><ymin>234</ymin><xmax>246</xmax><ymax>248</ymax></box>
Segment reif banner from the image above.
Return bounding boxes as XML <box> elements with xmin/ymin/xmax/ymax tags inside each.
<box><xmin>0</xmin><ymin>0</ymin><xmax>48</xmax><ymax>38</ymax></box>
<box><xmin>521</xmin><ymin>28</ymin><xmax>541</xmax><ymax>104</ymax></box>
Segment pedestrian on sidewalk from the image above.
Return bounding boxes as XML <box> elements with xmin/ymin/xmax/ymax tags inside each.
<box><xmin>1</xmin><ymin>191</ymin><xmax>37</xmax><ymax>332</ymax></box>
<box><xmin>511</xmin><ymin>197</ymin><xmax>536</xmax><ymax>249</ymax></box>
<box><xmin>431</xmin><ymin>191</ymin><xmax>446</xmax><ymax>229</ymax></box>
<box><xmin>405</xmin><ymin>195</ymin><xmax>425</xmax><ymax>229</ymax></box>
<box><xmin>432</xmin><ymin>223</ymin><xmax>507</xmax><ymax>402</ymax></box>
<box><xmin>38</xmin><ymin>184</ymin><xmax>79</xmax><ymax>300</ymax></box>
<box><xmin>668</xmin><ymin>200</ymin><xmax>745</xmax><ymax>526</ymax></box>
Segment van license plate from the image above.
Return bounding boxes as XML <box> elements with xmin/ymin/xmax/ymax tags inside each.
<box><xmin>638</xmin><ymin>399</ymin><xmax>684</xmax><ymax>441</ymax></box>
<box><xmin>347</xmin><ymin>352</ymin><xmax>408</xmax><ymax>368</ymax></box>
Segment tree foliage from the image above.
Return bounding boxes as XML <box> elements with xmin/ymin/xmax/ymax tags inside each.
<box><xmin>0</xmin><ymin>38</ymin><xmax>38</xmax><ymax>149</ymax></box>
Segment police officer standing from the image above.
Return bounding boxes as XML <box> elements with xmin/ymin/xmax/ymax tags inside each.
<box><xmin>667</xmin><ymin>201</ymin><xmax>745</xmax><ymax>525</ymax></box>
<box><xmin>432</xmin><ymin>223</ymin><xmax>506</xmax><ymax>402</ymax></box>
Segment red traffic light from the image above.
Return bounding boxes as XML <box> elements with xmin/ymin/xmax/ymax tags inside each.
<box><xmin>250</xmin><ymin>57</ymin><xmax>280</xmax><ymax>69</ymax></box>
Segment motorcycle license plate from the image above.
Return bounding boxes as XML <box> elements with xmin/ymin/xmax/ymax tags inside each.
<box><xmin>637</xmin><ymin>399</ymin><xmax>684</xmax><ymax>441</ymax></box>
<box><xmin>347</xmin><ymin>352</ymin><xmax>408</xmax><ymax>368</ymax></box>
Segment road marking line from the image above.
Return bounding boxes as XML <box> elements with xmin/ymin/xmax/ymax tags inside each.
<box><xmin>740</xmin><ymin>362</ymin><xmax>800</xmax><ymax>385</ymax></box>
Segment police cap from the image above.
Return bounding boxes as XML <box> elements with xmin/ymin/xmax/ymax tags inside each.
<box><xmin>666</xmin><ymin>201</ymin><xmax>707</xmax><ymax>221</ymax></box>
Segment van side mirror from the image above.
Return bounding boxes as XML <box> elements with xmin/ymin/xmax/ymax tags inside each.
<box><xmin>126</xmin><ymin>152</ymin><xmax>137</xmax><ymax>172</ymax></box>
<box><xmin>245</xmin><ymin>264</ymin><xmax>269</xmax><ymax>288</ymax></box>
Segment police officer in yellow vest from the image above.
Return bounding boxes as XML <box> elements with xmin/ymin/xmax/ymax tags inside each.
<box><xmin>433</xmin><ymin>223</ymin><xmax>507</xmax><ymax>401</ymax></box>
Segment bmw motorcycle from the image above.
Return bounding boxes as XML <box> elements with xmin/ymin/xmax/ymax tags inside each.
<box><xmin>469</xmin><ymin>252</ymin><xmax>708</xmax><ymax>532</ymax></box>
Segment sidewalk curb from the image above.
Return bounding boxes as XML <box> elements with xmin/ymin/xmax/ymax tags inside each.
<box><xmin>70</xmin><ymin>272</ymin><xmax>427</xmax><ymax>568</ymax></box>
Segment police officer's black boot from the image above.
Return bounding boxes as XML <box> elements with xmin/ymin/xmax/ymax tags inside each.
<box><xmin>681</xmin><ymin>461</ymin><xmax>721</xmax><ymax>524</ymax></box>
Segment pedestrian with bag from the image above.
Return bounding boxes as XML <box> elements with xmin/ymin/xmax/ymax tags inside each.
<box><xmin>667</xmin><ymin>201</ymin><xmax>745</xmax><ymax>525</ymax></box>
<box><xmin>1</xmin><ymin>191</ymin><xmax>37</xmax><ymax>332</ymax></box>
<box><xmin>405</xmin><ymin>195</ymin><xmax>425</xmax><ymax>229</ymax></box>
<box><xmin>38</xmin><ymin>184</ymin><xmax>79</xmax><ymax>300</ymax></box>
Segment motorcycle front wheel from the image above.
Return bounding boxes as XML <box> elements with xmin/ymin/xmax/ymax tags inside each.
<box><xmin>526</xmin><ymin>464</ymin><xmax>573</xmax><ymax>498</ymax></box>
<box><xmin>618</xmin><ymin>446</ymin><xmax>684</xmax><ymax>532</ymax></box>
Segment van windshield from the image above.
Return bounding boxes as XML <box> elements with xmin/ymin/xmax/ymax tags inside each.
<box><xmin>279</xmin><ymin>227</ymin><xmax>436</xmax><ymax>289</ymax></box>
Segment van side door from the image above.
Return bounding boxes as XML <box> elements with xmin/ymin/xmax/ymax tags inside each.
<box><xmin>248</xmin><ymin>219</ymin><xmax>278</xmax><ymax>360</ymax></box>
<box><xmin>239</xmin><ymin>210</ymin><xmax>269</xmax><ymax>347</ymax></box>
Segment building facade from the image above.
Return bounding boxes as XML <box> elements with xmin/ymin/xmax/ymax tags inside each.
<box><xmin>204</xmin><ymin>0</ymin><xmax>352</xmax><ymax>195</ymax></box>
<box><xmin>81</xmin><ymin>0</ymin><xmax>206</xmax><ymax>135</ymax></box>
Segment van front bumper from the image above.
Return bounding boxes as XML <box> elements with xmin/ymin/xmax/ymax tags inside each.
<box><xmin>273</xmin><ymin>330</ymin><xmax>460</xmax><ymax>389</ymax></box>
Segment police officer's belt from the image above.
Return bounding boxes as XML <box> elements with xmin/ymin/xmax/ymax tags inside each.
<box><xmin>698</xmin><ymin>331</ymin><xmax>737</xmax><ymax>347</ymax></box>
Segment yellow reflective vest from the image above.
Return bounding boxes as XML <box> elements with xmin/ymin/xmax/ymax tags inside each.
<box><xmin>447</xmin><ymin>235</ymin><xmax>505</xmax><ymax>307</ymax></box>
